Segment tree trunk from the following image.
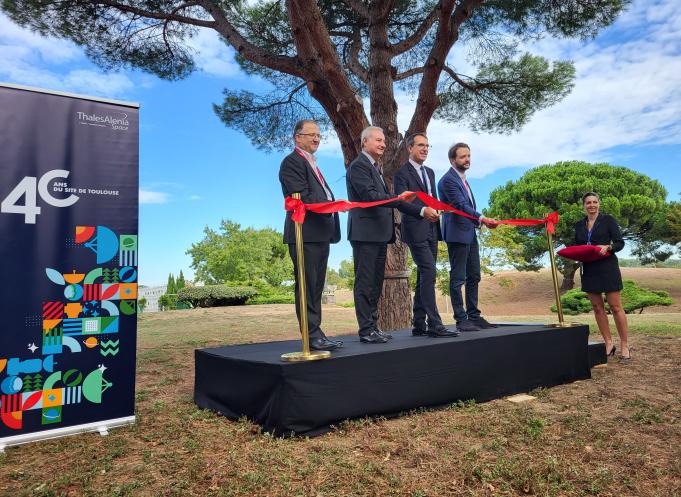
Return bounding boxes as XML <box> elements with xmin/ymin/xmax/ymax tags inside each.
<box><xmin>379</xmin><ymin>213</ymin><xmax>413</xmax><ymax>330</ymax></box>
<box><xmin>560</xmin><ymin>264</ymin><xmax>579</xmax><ymax>291</ymax></box>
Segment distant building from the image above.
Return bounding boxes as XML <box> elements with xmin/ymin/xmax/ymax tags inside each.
<box><xmin>139</xmin><ymin>285</ymin><xmax>166</xmax><ymax>313</ymax></box>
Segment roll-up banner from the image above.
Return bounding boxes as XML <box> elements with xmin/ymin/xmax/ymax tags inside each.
<box><xmin>0</xmin><ymin>83</ymin><xmax>139</xmax><ymax>450</ymax></box>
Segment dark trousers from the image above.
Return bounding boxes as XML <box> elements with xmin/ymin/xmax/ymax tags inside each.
<box><xmin>446</xmin><ymin>237</ymin><xmax>481</xmax><ymax>323</ymax></box>
<box><xmin>351</xmin><ymin>241</ymin><xmax>387</xmax><ymax>336</ymax></box>
<box><xmin>288</xmin><ymin>242</ymin><xmax>330</xmax><ymax>340</ymax></box>
<box><xmin>408</xmin><ymin>228</ymin><xmax>442</xmax><ymax>329</ymax></box>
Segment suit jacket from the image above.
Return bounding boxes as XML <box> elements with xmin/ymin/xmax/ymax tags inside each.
<box><xmin>393</xmin><ymin>161</ymin><xmax>442</xmax><ymax>244</ymax></box>
<box><xmin>346</xmin><ymin>152</ymin><xmax>410</xmax><ymax>243</ymax></box>
<box><xmin>437</xmin><ymin>167</ymin><xmax>481</xmax><ymax>244</ymax></box>
<box><xmin>574</xmin><ymin>214</ymin><xmax>625</xmax><ymax>252</ymax></box>
<box><xmin>279</xmin><ymin>150</ymin><xmax>341</xmax><ymax>244</ymax></box>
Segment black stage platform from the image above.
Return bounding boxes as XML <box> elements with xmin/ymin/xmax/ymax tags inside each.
<box><xmin>195</xmin><ymin>323</ymin><xmax>592</xmax><ymax>436</ymax></box>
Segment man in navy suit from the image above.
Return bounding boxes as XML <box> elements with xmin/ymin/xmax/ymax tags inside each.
<box><xmin>279</xmin><ymin>119</ymin><xmax>342</xmax><ymax>351</ymax></box>
<box><xmin>346</xmin><ymin>126</ymin><xmax>416</xmax><ymax>343</ymax></box>
<box><xmin>437</xmin><ymin>143</ymin><xmax>498</xmax><ymax>332</ymax></box>
<box><xmin>394</xmin><ymin>133</ymin><xmax>458</xmax><ymax>338</ymax></box>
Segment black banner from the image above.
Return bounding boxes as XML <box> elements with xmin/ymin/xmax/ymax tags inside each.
<box><xmin>0</xmin><ymin>83</ymin><xmax>138</xmax><ymax>444</ymax></box>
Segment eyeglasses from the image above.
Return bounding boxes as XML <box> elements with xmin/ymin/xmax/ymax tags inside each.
<box><xmin>296</xmin><ymin>133</ymin><xmax>322</xmax><ymax>139</ymax></box>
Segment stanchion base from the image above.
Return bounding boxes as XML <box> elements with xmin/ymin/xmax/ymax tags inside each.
<box><xmin>281</xmin><ymin>351</ymin><xmax>331</xmax><ymax>362</ymax></box>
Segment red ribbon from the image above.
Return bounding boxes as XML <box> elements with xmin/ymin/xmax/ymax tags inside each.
<box><xmin>285</xmin><ymin>192</ymin><xmax>559</xmax><ymax>233</ymax></box>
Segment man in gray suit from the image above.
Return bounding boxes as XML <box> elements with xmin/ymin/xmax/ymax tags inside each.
<box><xmin>346</xmin><ymin>126</ymin><xmax>415</xmax><ymax>343</ymax></box>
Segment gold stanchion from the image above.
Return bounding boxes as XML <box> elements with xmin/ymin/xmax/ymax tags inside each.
<box><xmin>545</xmin><ymin>227</ymin><xmax>572</xmax><ymax>327</ymax></box>
<box><xmin>281</xmin><ymin>193</ymin><xmax>331</xmax><ymax>362</ymax></box>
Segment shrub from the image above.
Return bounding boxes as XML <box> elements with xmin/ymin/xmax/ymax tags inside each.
<box><xmin>551</xmin><ymin>280</ymin><xmax>674</xmax><ymax>314</ymax></box>
<box><xmin>177</xmin><ymin>285</ymin><xmax>258</xmax><ymax>308</ymax></box>
<box><xmin>158</xmin><ymin>294</ymin><xmax>178</xmax><ymax>311</ymax></box>
<box><xmin>244</xmin><ymin>280</ymin><xmax>294</xmax><ymax>305</ymax></box>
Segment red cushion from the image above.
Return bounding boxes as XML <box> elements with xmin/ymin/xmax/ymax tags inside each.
<box><xmin>557</xmin><ymin>245</ymin><xmax>611</xmax><ymax>263</ymax></box>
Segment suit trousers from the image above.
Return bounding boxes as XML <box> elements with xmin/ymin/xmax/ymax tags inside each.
<box><xmin>447</xmin><ymin>237</ymin><xmax>481</xmax><ymax>323</ymax></box>
<box><xmin>288</xmin><ymin>242</ymin><xmax>330</xmax><ymax>340</ymax></box>
<box><xmin>351</xmin><ymin>241</ymin><xmax>387</xmax><ymax>336</ymax></box>
<box><xmin>408</xmin><ymin>226</ymin><xmax>443</xmax><ymax>329</ymax></box>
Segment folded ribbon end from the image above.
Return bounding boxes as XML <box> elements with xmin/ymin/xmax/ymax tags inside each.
<box><xmin>284</xmin><ymin>197</ymin><xmax>306</xmax><ymax>224</ymax></box>
<box><xmin>545</xmin><ymin>212</ymin><xmax>560</xmax><ymax>234</ymax></box>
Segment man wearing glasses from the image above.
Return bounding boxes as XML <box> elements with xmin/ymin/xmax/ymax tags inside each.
<box><xmin>279</xmin><ymin>120</ymin><xmax>342</xmax><ymax>351</ymax></box>
<box><xmin>394</xmin><ymin>133</ymin><xmax>459</xmax><ymax>338</ymax></box>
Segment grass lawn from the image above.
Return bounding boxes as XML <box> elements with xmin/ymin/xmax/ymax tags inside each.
<box><xmin>1</xmin><ymin>305</ymin><xmax>680</xmax><ymax>497</ymax></box>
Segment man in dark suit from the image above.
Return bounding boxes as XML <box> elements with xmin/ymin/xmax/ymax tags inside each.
<box><xmin>346</xmin><ymin>126</ymin><xmax>415</xmax><ymax>344</ymax></box>
<box><xmin>279</xmin><ymin>119</ymin><xmax>342</xmax><ymax>351</ymax></box>
<box><xmin>437</xmin><ymin>142</ymin><xmax>498</xmax><ymax>332</ymax></box>
<box><xmin>394</xmin><ymin>133</ymin><xmax>458</xmax><ymax>338</ymax></box>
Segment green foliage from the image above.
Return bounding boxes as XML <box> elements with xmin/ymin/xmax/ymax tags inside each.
<box><xmin>551</xmin><ymin>280</ymin><xmax>673</xmax><ymax>315</ymax></box>
<box><xmin>137</xmin><ymin>297</ymin><xmax>147</xmax><ymax>313</ymax></box>
<box><xmin>166</xmin><ymin>273</ymin><xmax>176</xmax><ymax>295</ymax></box>
<box><xmin>239</xmin><ymin>279</ymin><xmax>295</xmax><ymax>305</ymax></box>
<box><xmin>177</xmin><ymin>270</ymin><xmax>186</xmax><ymax>290</ymax></box>
<box><xmin>158</xmin><ymin>294</ymin><xmax>178</xmax><ymax>311</ymax></box>
<box><xmin>338</xmin><ymin>259</ymin><xmax>355</xmax><ymax>290</ymax></box>
<box><xmin>187</xmin><ymin>220</ymin><xmax>292</xmax><ymax>287</ymax></box>
<box><xmin>436</xmin><ymin>54</ymin><xmax>575</xmax><ymax>133</ymax></box>
<box><xmin>487</xmin><ymin>162</ymin><xmax>670</xmax><ymax>287</ymax></box>
<box><xmin>478</xmin><ymin>225</ymin><xmax>531</xmax><ymax>275</ymax></box>
<box><xmin>325</xmin><ymin>267</ymin><xmax>341</xmax><ymax>288</ymax></box>
<box><xmin>177</xmin><ymin>285</ymin><xmax>258</xmax><ymax>308</ymax></box>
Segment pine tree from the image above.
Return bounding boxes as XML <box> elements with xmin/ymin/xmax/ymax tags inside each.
<box><xmin>166</xmin><ymin>273</ymin><xmax>176</xmax><ymax>295</ymax></box>
<box><xmin>177</xmin><ymin>270</ymin><xmax>186</xmax><ymax>290</ymax></box>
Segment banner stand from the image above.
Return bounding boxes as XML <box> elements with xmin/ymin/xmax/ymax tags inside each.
<box><xmin>1</xmin><ymin>82</ymin><xmax>139</xmax><ymax>449</ymax></box>
<box><xmin>0</xmin><ymin>415</ymin><xmax>135</xmax><ymax>452</ymax></box>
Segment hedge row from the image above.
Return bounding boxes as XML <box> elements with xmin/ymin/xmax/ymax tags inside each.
<box><xmin>177</xmin><ymin>285</ymin><xmax>258</xmax><ymax>308</ymax></box>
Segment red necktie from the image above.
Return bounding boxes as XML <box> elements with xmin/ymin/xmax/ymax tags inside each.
<box><xmin>314</xmin><ymin>164</ymin><xmax>325</xmax><ymax>186</ymax></box>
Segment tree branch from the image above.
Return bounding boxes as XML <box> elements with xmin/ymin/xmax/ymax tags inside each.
<box><xmin>389</xmin><ymin>1</ymin><xmax>441</xmax><ymax>56</ymax></box>
<box><xmin>98</xmin><ymin>0</ymin><xmax>215</xmax><ymax>28</ymax></box>
<box><xmin>395</xmin><ymin>66</ymin><xmax>425</xmax><ymax>81</ymax></box>
<box><xmin>196</xmin><ymin>0</ymin><xmax>304</xmax><ymax>77</ymax></box>
<box><xmin>347</xmin><ymin>27</ymin><xmax>369</xmax><ymax>83</ymax></box>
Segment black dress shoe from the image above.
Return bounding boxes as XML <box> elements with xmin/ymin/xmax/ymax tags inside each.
<box><xmin>359</xmin><ymin>331</ymin><xmax>389</xmax><ymax>344</ymax></box>
<box><xmin>470</xmin><ymin>316</ymin><xmax>498</xmax><ymax>329</ymax></box>
<box><xmin>412</xmin><ymin>327</ymin><xmax>428</xmax><ymax>336</ymax></box>
<box><xmin>321</xmin><ymin>334</ymin><xmax>344</xmax><ymax>347</ymax></box>
<box><xmin>375</xmin><ymin>328</ymin><xmax>393</xmax><ymax>339</ymax></box>
<box><xmin>427</xmin><ymin>325</ymin><xmax>460</xmax><ymax>338</ymax></box>
<box><xmin>456</xmin><ymin>320</ymin><xmax>481</xmax><ymax>332</ymax></box>
<box><xmin>309</xmin><ymin>337</ymin><xmax>342</xmax><ymax>351</ymax></box>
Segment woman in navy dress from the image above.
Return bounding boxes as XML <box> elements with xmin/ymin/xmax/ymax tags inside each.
<box><xmin>574</xmin><ymin>192</ymin><xmax>630</xmax><ymax>360</ymax></box>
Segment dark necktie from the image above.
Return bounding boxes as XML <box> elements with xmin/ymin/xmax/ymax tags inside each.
<box><xmin>420</xmin><ymin>166</ymin><xmax>429</xmax><ymax>195</ymax></box>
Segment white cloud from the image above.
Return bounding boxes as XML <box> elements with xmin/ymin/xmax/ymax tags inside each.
<box><xmin>0</xmin><ymin>13</ymin><xmax>136</xmax><ymax>98</ymax></box>
<box><xmin>188</xmin><ymin>194</ymin><xmax>203</xmax><ymax>200</ymax></box>
<box><xmin>189</xmin><ymin>28</ymin><xmax>242</xmax><ymax>78</ymax></box>
<box><xmin>139</xmin><ymin>189</ymin><xmax>170</xmax><ymax>204</ymax></box>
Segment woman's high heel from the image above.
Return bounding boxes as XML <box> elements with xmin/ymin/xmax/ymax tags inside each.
<box><xmin>606</xmin><ymin>345</ymin><xmax>616</xmax><ymax>357</ymax></box>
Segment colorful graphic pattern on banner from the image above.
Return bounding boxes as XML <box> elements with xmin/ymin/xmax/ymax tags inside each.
<box><xmin>1</xmin><ymin>225</ymin><xmax>135</xmax><ymax>431</ymax></box>
<box><xmin>0</xmin><ymin>84</ymin><xmax>138</xmax><ymax>443</ymax></box>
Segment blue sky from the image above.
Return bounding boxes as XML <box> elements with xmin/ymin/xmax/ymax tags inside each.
<box><xmin>1</xmin><ymin>1</ymin><xmax>680</xmax><ymax>285</ymax></box>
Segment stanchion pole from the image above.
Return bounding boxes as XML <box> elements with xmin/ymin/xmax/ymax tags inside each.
<box><xmin>281</xmin><ymin>193</ymin><xmax>331</xmax><ymax>362</ymax></box>
<box><xmin>545</xmin><ymin>226</ymin><xmax>571</xmax><ymax>327</ymax></box>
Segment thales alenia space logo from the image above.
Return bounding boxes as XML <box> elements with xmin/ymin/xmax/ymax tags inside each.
<box><xmin>76</xmin><ymin>111</ymin><xmax>129</xmax><ymax>131</ymax></box>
